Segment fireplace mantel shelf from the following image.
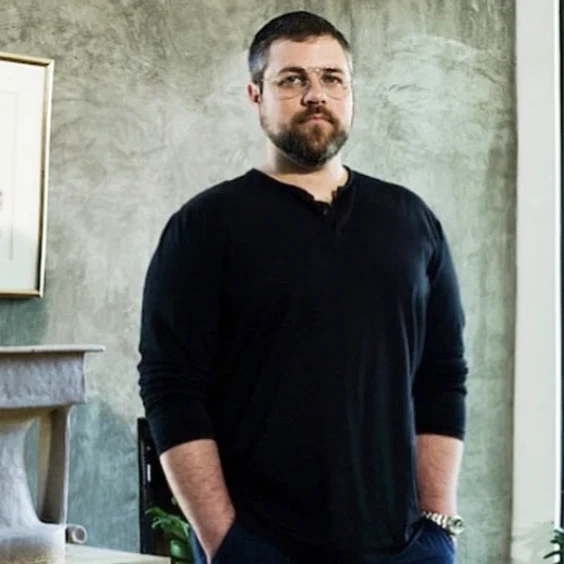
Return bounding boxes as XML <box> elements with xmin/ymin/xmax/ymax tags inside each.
<box><xmin>0</xmin><ymin>345</ymin><xmax>105</xmax><ymax>354</ymax></box>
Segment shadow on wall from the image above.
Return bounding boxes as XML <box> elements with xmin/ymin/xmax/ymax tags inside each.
<box><xmin>25</xmin><ymin>395</ymin><xmax>139</xmax><ymax>552</ymax></box>
<box><xmin>0</xmin><ymin>227</ymin><xmax>49</xmax><ymax>346</ymax></box>
<box><xmin>0</xmin><ymin>296</ymin><xmax>48</xmax><ymax>346</ymax></box>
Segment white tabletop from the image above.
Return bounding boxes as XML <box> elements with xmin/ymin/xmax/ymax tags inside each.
<box><xmin>65</xmin><ymin>544</ymin><xmax>170</xmax><ymax>563</ymax></box>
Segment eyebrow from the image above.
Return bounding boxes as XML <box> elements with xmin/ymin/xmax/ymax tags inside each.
<box><xmin>276</xmin><ymin>66</ymin><xmax>347</xmax><ymax>75</ymax></box>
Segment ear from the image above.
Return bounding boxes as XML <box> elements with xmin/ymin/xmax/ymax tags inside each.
<box><xmin>247</xmin><ymin>82</ymin><xmax>262</xmax><ymax>106</ymax></box>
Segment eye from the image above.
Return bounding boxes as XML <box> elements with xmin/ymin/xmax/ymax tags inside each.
<box><xmin>278</xmin><ymin>75</ymin><xmax>305</xmax><ymax>87</ymax></box>
<box><xmin>322</xmin><ymin>74</ymin><xmax>344</xmax><ymax>85</ymax></box>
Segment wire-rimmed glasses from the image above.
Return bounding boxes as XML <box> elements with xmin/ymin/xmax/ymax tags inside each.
<box><xmin>260</xmin><ymin>66</ymin><xmax>353</xmax><ymax>100</ymax></box>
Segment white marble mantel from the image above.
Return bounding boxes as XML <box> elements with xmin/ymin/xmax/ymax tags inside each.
<box><xmin>0</xmin><ymin>346</ymin><xmax>104</xmax><ymax>409</ymax></box>
<box><xmin>0</xmin><ymin>345</ymin><xmax>105</xmax><ymax>352</ymax></box>
<box><xmin>0</xmin><ymin>345</ymin><xmax>104</xmax><ymax>564</ymax></box>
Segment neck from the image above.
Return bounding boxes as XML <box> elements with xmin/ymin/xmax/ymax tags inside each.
<box><xmin>260</xmin><ymin>146</ymin><xmax>348</xmax><ymax>203</ymax></box>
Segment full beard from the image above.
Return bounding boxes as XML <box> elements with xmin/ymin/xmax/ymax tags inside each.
<box><xmin>261</xmin><ymin>109</ymin><xmax>349</xmax><ymax>168</ymax></box>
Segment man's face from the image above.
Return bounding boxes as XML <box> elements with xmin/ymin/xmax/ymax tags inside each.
<box><xmin>250</xmin><ymin>36</ymin><xmax>354</xmax><ymax>168</ymax></box>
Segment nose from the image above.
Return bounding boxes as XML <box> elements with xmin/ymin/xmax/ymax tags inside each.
<box><xmin>302</xmin><ymin>75</ymin><xmax>328</xmax><ymax>104</ymax></box>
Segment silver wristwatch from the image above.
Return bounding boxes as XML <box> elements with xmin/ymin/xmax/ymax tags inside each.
<box><xmin>421</xmin><ymin>511</ymin><xmax>465</xmax><ymax>536</ymax></box>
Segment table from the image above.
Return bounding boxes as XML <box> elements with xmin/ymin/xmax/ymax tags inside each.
<box><xmin>65</xmin><ymin>544</ymin><xmax>170</xmax><ymax>563</ymax></box>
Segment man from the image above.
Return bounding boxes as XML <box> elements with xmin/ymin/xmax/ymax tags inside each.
<box><xmin>138</xmin><ymin>10</ymin><xmax>467</xmax><ymax>564</ymax></box>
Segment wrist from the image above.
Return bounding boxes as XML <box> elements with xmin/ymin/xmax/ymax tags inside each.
<box><xmin>419</xmin><ymin>497</ymin><xmax>457</xmax><ymax>515</ymax></box>
<box><xmin>203</xmin><ymin>513</ymin><xmax>237</xmax><ymax>561</ymax></box>
<box><xmin>421</xmin><ymin>511</ymin><xmax>465</xmax><ymax>537</ymax></box>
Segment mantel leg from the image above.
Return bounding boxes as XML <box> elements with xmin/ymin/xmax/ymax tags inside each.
<box><xmin>37</xmin><ymin>406</ymin><xmax>70</xmax><ymax>524</ymax></box>
<box><xmin>0</xmin><ymin>412</ymin><xmax>66</xmax><ymax>564</ymax></box>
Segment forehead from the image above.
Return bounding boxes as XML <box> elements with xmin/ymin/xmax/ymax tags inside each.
<box><xmin>266</xmin><ymin>36</ymin><xmax>350</xmax><ymax>74</ymax></box>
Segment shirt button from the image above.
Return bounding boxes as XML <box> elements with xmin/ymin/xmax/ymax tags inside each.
<box><xmin>322</xmin><ymin>207</ymin><xmax>330</xmax><ymax>216</ymax></box>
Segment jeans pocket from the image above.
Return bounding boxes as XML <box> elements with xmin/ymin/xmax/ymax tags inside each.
<box><xmin>423</xmin><ymin>519</ymin><xmax>456</xmax><ymax>553</ymax></box>
<box><xmin>385</xmin><ymin>518</ymin><xmax>426</xmax><ymax>561</ymax></box>
<box><xmin>211</xmin><ymin>521</ymin><xmax>295</xmax><ymax>564</ymax></box>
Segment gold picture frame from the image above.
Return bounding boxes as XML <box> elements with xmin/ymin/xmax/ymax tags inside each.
<box><xmin>0</xmin><ymin>52</ymin><xmax>54</xmax><ymax>298</ymax></box>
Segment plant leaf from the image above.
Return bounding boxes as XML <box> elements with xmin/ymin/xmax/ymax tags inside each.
<box><xmin>170</xmin><ymin>539</ymin><xmax>190</xmax><ymax>559</ymax></box>
<box><xmin>145</xmin><ymin>504</ymin><xmax>192</xmax><ymax>544</ymax></box>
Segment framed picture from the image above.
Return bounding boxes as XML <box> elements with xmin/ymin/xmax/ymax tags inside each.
<box><xmin>0</xmin><ymin>52</ymin><xmax>54</xmax><ymax>298</ymax></box>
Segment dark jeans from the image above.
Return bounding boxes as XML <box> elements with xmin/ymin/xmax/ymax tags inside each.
<box><xmin>189</xmin><ymin>518</ymin><xmax>455</xmax><ymax>564</ymax></box>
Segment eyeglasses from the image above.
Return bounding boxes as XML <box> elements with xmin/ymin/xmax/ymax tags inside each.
<box><xmin>260</xmin><ymin>66</ymin><xmax>353</xmax><ymax>101</ymax></box>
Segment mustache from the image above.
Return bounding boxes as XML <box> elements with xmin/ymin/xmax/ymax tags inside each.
<box><xmin>294</xmin><ymin>107</ymin><xmax>337</xmax><ymax>125</ymax></box>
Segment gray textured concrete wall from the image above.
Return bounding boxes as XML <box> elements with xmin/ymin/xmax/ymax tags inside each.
<box><xmin>0</xmin><ymin>1</ymin><xmax>516</xmax><ymax>562</ymax></box>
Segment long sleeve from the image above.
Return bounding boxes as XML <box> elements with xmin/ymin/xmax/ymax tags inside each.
<box><xmin>138</xmin><ymin>198</ymin><xmax>226</xmax><ymax>455</ymax></box>
<box><xmin>413</xmin><ymin>218</ymin><xmax>468</xmax><ymax>440</ymax></box>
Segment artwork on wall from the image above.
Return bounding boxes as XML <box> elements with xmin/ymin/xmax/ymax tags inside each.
<box><xmin>0</xmin><ymin>52</ymin><xmax>53</xmax><ymax>298</ymax></box>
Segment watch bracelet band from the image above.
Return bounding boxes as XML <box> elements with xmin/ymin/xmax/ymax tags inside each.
<box><xmin>421</xmin><ymin>511</ymin><xmax>463</xmax><ymax>536</ymax></box>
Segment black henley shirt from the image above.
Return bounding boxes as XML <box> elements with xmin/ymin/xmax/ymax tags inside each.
<box><xmin>138</xmin><ymin>168</ymin><xmax>468</xmax><ymax>563</ymax></box>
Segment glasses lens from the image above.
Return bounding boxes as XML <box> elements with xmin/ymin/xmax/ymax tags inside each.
<box><xmin>270</xmin><ymin>74</ymin><xmax>352</xmax><ymax>100</ymax></box>
<box><xmin>327</xmin><ymin>85</ymin><xmax>348</xmax><ymax>100</ymax></box>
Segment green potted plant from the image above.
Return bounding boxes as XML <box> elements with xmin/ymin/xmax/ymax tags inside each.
<box><xmin>146</xmin><ymin>499</ymin><xmax>195</xmax><ymax>564</ymax></box>
<box><xmin>544</xmin><ymin>527</ymin><xmax>564</xmax><ymax>562</ymax></box>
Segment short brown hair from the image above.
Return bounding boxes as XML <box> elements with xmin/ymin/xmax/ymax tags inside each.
<box><xmin>248</xmin><ymin>11</ymin><xmax>352</xmax><ymax>84</ymax></box>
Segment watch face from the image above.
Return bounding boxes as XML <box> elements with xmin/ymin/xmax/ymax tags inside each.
<box><xmin>449</xmin><ymin>516</ymin><xmax>465</xmax><ymax>534</ymax></box>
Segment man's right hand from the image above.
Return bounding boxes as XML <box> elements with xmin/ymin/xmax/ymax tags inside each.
<box><xmin>158</xmin><ymin>440</ymin><xmax>237</xmax><ymax>564</ymax></box>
